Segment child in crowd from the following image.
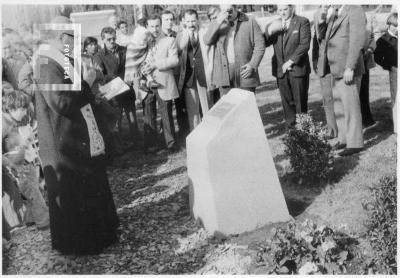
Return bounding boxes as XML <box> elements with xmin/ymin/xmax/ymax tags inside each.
<box><xmin>374</xmin><ymin>12</ymin><xmax>398</xmax><ymax>133</ymax></box>
<box><xmin>2</xmin><ymin>90</ymin><xmax>50</xmax><ymax>230</ymax></box>
<box><xmin>124</xmin><ymin>25</ymin><xmax>160</xmax><ymax>92</ymax></box>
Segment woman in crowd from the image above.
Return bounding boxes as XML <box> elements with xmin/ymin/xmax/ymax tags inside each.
<box><xmin>83</xmin><ymin>36</ymin><xmax>99</xmax><ymax>57</ymax></box>
<box><xmin>2</xmin><ymin>90</ymin><xmax>49</xmax><ymax>233</ymax></box>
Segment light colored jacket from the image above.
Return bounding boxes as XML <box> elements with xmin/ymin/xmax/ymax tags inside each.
<box><xmin>204</xmin><ymin>12</ymin><xmax>265</xmax><ymax>88</ymax></box>
<box><xmin>317</xmin><ymin>5</ymin><xmax>366</xmax><ymax>78</ymax></box>
<box><xmin>152</xmin><ymin>34</ymin><xmax>179</xmax><ymax>101</ymax></box>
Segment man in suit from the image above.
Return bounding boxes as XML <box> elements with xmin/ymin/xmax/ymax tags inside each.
<box><xmin>161</xmin><ymin>10</ymin><xmax>190</xmax><ymax>140</ymax></box>
<box><xmin>176</xmin><ymin>9</ymin><xmax>211</xmax><ymax>131</ymax></box>
<box><xmin>143</xmin><ymin>14</ymin><xmax>180</xmax><ymax>152</ymax></box>
<box><xmin>317</xmin><ymin>5</ymin><xmax>366</xmax><ymax>156</ymax></box>
<box><xmin>265</xmin><ymin>5</ymin><xmax>311</xmax><ymax>128</ymax></box>
<box><xmin>312</xmin><ymin>5</ymin><xmax>338</xmax><ymax>137</ymax></box>
<box><xmin>93</xmin><ymin>27</ymin><xmax>138</xmax><ymax>152</ymax></box>
<box><xmin>204</xmin><ymin>4</ymin><xmax>265</xmax><ymax>95</ymax></box>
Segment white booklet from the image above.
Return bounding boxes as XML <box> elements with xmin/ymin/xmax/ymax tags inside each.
<box><xmin>99</xmin><ymin>77</ymin><xmax>130</xmax><ymax>100</ymax></box>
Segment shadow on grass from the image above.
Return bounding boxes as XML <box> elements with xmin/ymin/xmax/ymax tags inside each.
<box><xmin>256</xmin><ymin>80</ymin><xmax>278</xmax><ymax>93</ymax></box>
<box><xmin>112</xmin><ymin>185</ymin><xmax>212</xmax><ymax>274</ymax></box>
<box><xmin>259</xmin><ymin>96</ymin><xmax>394</xmax><ymax>217</ymax></box>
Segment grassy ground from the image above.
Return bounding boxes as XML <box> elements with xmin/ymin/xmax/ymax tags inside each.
<box><xmin>2</xmin><ymin>53</ymin><xmax>396</xmax><ymax>273</ymax></box>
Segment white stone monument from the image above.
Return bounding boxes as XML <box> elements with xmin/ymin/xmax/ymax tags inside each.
<box><xmin>187</xmin><ymin>89</ymin><xmax>291</xmax><ymax>236</ymax></box>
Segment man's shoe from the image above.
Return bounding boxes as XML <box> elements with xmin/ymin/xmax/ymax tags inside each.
<box><xmin>363</xmin><ymin>121</ymin><xmax>379</xmax><ymax>132</ymax></box>
<box><xmin>333</xmin><ymin>143</ymin><xmax>346</xmax><ymax>150</ymax></box>
<box><xmin>338</xmin><ymin>147</ymin><xmax>363</xmax><ymax>157</ymax></box>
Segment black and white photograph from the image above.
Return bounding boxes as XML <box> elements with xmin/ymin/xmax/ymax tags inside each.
<box><xmin>1</xmin><ymin>1</ymin><xmax>397</xmax><ymax>275</ymax></box>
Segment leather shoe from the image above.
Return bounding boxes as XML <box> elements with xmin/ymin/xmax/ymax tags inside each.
<box><xmin>338</xmin><ymin>148</ymin><xmax>363</xmax><ymax>157</ymax></box>
<box><xmin>333</xmin><ymin>143</ymin><xmax>346</xmax><ymax>150</ymax></box>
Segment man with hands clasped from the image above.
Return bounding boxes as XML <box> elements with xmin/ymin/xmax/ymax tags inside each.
<box><xmin>265</xmin><ymin>5</ymin><xmax>311</xmax><ymax>128</ymax></box>
<box><xmin>204</xmin><ymin>4</ymin><xmax>265</xmax><ymax>95</ymax></box>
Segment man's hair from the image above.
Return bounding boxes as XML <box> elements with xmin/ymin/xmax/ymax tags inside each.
<box><xmin>184</xmin><ymin>9</ymin><xmax>198</xmax><ymax>19</ymax></box>
<box><xmin>161</xmin><ymin>10</ymin><xmax>175</xmax><ymax>20</ymax></box>
<box><xmin>2</xmin><ymin>90</ymin><xmax>30</xmax><ymax>113</ymax></box>
<box><xmin>146</xmin><ymin>14</ymin><xmax>161</xmax><ymax>26</ymax></box>
<box><xmin>387</xmin><ymin>12</ymin><xmax>398</xmax><ymax>27</ymax></box>
<box><xmin>83</xmin><ymin>36</ymin><xmax>98</xmax><ymax>50</ymax></box>
<box><xmin>100</xmin><ymin>27</ymin><xmax>116</xmax><ymax>39</ymax></box>
<box><xmin>117</xmin><ymin>20</ymin><xmax>128</xmax><ymax>29</ymax></box>
<box><xmin>137</xmin><ymin>17</ymin><xmax>147</xmax><ymax>27</ymax></box>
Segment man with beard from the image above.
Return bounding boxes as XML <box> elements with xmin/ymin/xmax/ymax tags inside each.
<box><xmin>176</xmin><ymin>9</ymin><xmax>212</xmax><ymax>131</ymax></box>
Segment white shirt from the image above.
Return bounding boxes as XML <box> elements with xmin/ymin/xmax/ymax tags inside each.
<box><xmin>282</xmin><ymin>17</ymin><xmax>292</xmax><ymax>30</ymax></box>
<box><xmin>225</xmin><ymin>19</ymin><xmax>237</xmax><ymax>64</ymax></box>
<box><xmin>388</xmin><ymin>29</ymin><xmax>398</xmax><ymax>38</ymax></box>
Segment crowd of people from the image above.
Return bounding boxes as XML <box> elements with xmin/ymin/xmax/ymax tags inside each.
<box><xmin>2</xmin><ymin>4</ymin><xmax>398</xmax><ymax>255</ymax></box>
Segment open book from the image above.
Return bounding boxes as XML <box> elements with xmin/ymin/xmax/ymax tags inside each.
<box><xmin>99</xmin><ymin>77</ymin><xmax>130</xmax><ymax>100</ymax></box>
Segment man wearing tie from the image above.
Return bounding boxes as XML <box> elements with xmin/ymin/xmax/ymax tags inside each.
<box><xmin>317</xmin><ymin>5</ymin><xmax>366</xmax><ymax>156</ymax></box>
<box><xmin>176</xmin><ymin>9</ymin><xmax>210</xmax><ymax>131</ymax></box>
<box><xmin>265</xmin><ymin>5</ymin><xmax>311</xmax><ymax>128</ymax></box>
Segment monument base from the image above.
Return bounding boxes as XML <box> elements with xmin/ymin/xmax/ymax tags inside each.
<box><xmin>187</xmin><ymin>89</ymin><xmax>291</xmax><ymax>236</ymax></box>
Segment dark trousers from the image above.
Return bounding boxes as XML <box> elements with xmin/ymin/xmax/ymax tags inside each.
<box><xmin>155</xmin><ymin>91</ymin><xmax>176</xmax><ymax>149</ymax></box>
<box><xmin>359</xmin><ymin>69</ymin><xmax>375</xmax><ymax>127</ymax></box>
<box><xmin>277</xmin><ymin>73</ymin><xmax>309</xmax><ymax>127</ymax></box>
<box><xmin>115</xmin><ymin>88</ymin><xmax>138</xmax><ymax>139</ymax></box>
<box><xmin>209</xmin><ymin>88</ymin><xmax>220</xmax><ymax>107</ymax></box>
<box><xmin>174</xmin><ymin>93</ymin><xmax>189</xmax><ymax>138</ymax></box>
<box><xmin>142</xmin><ymin>91</ymin><xmax>158</xmax><ymax>150</ymax></box>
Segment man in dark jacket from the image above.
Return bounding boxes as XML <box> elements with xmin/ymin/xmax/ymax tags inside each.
<box><xmin>204</xmin><ymin>4</ymin><xmax>265</xmax><ymax>95</ymax></box>
<box><xmin>93</xmin><ymin>27</ymin><xmax>138</xmax><ymax>149</ymax></box>
<box><xmin>265</xmin><ymin>5</ymin><xmax>311</xmax><ymax>128</ymax></box>
<box><xmin>374</xmin><ymin>12</ymin><xmax>398</xmax><ymax>133</ymax></box>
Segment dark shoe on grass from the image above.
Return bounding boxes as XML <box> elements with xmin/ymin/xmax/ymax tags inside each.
<box><xmin>338</xmin><ymin>148</ymin><xmax>363</xmax><ymax>157</ymax></box>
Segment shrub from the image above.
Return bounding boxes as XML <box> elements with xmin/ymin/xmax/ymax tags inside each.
<box><xmin>363</xmin><ymin>175</ymin><xmax>397</xmax><ymax>274</ymax></box>
<box><xmin>255</xmin><ymin>220</ymin><xmax>364</xmax><ymax>274</ymax></box>
<box><xmin>283</xmin><ymin>113</ymin><xmax>333</xmax><ymax>182</ymax></box>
